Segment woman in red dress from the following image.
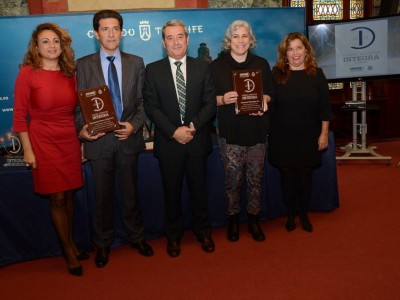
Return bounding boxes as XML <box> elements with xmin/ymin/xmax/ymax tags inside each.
<box><xmin>13</xmin><ymin>23</ymin><xmax>85</xmax><ymax>276</ymax></box>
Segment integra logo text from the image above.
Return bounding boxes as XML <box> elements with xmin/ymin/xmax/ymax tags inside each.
<box><xmin>343</xmin><ymin>54</ymin><xmax>379</xmax><ymax>62</ymax></box>
<box><xmin>350</xmin><ymin>27</ymin><xmax>375</xmax><ymax>49</ymax></box>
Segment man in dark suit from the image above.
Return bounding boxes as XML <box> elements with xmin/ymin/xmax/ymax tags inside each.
<box><xmin>75</xmin><ymin>10</ymin><xmax>153</xmax><ymax>268</ymax></box>
<box><xmin>143</xmin><ymin>20</ymin><xmax>216</xmax><ymax>257</ymax></box>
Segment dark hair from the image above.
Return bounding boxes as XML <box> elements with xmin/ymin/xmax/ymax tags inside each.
<box><xmin>274</xmin><ymin>32</ymin><xmax>317</xmax><ymax>84</ymax></box>
<box><xmin>21</xmin><ymin>23</ymin><xmax>75</xmax><ymax>77</ymax></box>
<box><xmin>93</xmin><ymin>10</ymin><xmax>123</xmax><ymax>32</ymax></box>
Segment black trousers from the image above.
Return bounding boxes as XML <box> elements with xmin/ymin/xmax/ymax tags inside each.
<box><xmin>158</xmin><ymin>153</ymin><xmax>211</xmax><ymax>242</ymax></box>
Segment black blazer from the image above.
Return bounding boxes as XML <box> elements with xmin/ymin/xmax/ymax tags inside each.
<box><xmin>75</xmin><ymin>51</ymin><xmax>146</xmax><ymax>159</ymax></box>
<box><xmin>143</xmin><ymin>56</ymin><xmax>216</xmax><ymax>159</ymax></box>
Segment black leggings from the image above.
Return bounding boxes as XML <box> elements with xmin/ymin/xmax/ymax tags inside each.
<box><xmin>278</xmin><ymin>168</ymin><xmax>313</xmax><ymax>217</ymax></box>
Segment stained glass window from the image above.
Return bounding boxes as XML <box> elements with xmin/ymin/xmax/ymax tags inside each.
<box><xmin>290</xmin><ymin>0</ymin><xmax>306</xmax><ymax>7</ymax></box>
<box><xmin>350</xmin><ymin>0</ymin><xmax>364</xmax><ymax>18</ymax></box>
<box><xmin>313</xmin><ymin>0</ymin><xmax>343</xmax><ymax>20</ymax></box>
<box><xmin>328</xmin><ymin>82</ymin><xmax>344</xmax><ymax>89</ymax></box>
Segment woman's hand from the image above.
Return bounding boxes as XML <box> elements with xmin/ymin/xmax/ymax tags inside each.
<box><xmin>18</xmin><ymin>132</ymin><xmax>37</xmax><ymax>168</ymax></box>
<box><xmin>318</xmin><ymin>121</ymin><xmax>330</xmax><ymax>150</ymax></box>
<box><xmin>24</xmin><ymin>148</ymin><xmax>37</xmax><ymax>169</ymax></box>
<box><xmin>249</xmin><ymin>95</ymin><xmax>270</xmax><ymax>116</ymax></box>
<box><xmin>222</xmin><ymin>91</ymin><xmax>238</xmax><ymax>105</ymax></box>
<box><xmin>318</xmin><ymin>133</ymin><xmax>329</xmax><ymax>150</ymax></box>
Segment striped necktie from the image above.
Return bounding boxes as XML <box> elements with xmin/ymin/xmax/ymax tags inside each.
<box><xmin>174</xmin><ymin>61</ymin><xmax>186</xmax><ymax>121</ymax></box>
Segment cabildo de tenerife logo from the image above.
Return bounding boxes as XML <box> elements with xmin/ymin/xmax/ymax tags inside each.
<box><xmin>139</xmin><ymin>20</ymin><xmax>151</xmax><ymax>41</ymax></box>
<box><xmin>86</xmin><ymin>20</ymin><xmax>203</xmax><ymax>40</ymax></box>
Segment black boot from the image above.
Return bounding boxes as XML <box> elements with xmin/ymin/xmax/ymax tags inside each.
<box><xmin>227</xmin><ymin>213</ymin><xmax>240</xmax><ymax>242</ymax></box>
<box><xmin>285</xmin><ymin>213</ymin><xmax>296</xmax><ymax>232</ymax></box>
<box><xmin>247</xmin><ymin>214</ymin><xmax>265</xmax><ymax>241</ymax></box>
<box><xmin>299</xmin><ymin>213</ymin><xmax>313</xmax><ymax>232</ymax></box>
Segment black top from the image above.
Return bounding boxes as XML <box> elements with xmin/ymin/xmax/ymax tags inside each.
<box><xmin>268</xmin><ymin>68</ymin><xmax>334</xmax><ymax>168</ymax></box>
<box><xmin>210</xmin><ymin>52</ymin><xmax>274</xmax><ymax>146</ymax></box>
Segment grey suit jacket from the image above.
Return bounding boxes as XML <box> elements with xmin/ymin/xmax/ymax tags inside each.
<box><xmin>75</xmin><ymin>51</ymin><xmax>146</xmax><ymax>159</ymax></box>
<box><xmin>143</xmin><ymin>56</ymin><xmax>216</xmax><ymax>159</ymax></box>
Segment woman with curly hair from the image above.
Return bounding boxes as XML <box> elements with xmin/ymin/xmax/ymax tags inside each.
<box><xmin>211</xmin><ymin>20</ymin><xmax>274</xmax><ymax>242</ymax></box>
<box><xmin>268</xmin><ymin>32</ymin><xmax>334</xmax><ymax>233</ymax></box>
<box><xmin>13</xmin><ymin>23</ymin><xmax>85</xmax><ymax>276</ymax></box>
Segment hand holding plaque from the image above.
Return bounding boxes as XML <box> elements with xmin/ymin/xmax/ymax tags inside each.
<box><xmin>78</xmin><ymin>85</ymin><xmax>120</xmax><ymax>136</ymax></box>
<box><xmin>232</xmin><ymin>69</ymin><xmax>264</xmax><ymax>115</ymax></box>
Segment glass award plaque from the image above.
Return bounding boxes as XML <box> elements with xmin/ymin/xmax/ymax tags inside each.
<box><xmin>78</xmin><ymin>85</ymin><xmax>120</xmax><ymax>136</ymax></box>
<box><xmin>232</xmin><ymin>69</ymin><xmax>264</xmax><ymax>115</ymax></box>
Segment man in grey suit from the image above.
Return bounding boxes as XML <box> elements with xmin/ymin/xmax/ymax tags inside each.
<box><xmin>75</xmin><ymin>10</ymin><xmax>153</xmax><ymax>268</ymax></box>
<box><xmin>143</xmin><ymin>20</ymin><xmax>216</xmax><ymax>257</ymax></box>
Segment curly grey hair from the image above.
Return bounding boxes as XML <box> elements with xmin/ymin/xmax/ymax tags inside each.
<box><xmin>222</xmin><ymin>20</ymin><xmax>257</xmax><ymax>51</ymax></box>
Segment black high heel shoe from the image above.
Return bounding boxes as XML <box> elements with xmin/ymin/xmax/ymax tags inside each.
<box><xmin>68</xmin><ymin>265</ymin><xmax>83</xmax><ymax>276</ymax></box>
<box><xmin>285</xmin><ymin>215</ymin><xmax>296</xmax><ymax>232</ymax></box>
<box><xmin>300</xmin><ymin>215</ymin><xmax>313</xmax><ymax>232</ymax></box>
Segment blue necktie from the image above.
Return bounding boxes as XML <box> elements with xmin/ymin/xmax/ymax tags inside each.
<box><xmin>174</xmin><ymin>61</ymin><xmax>186</xmax><ymax>121</ymax></box>
<box><xmin>106</xmin><ymin>56</ymin><xmax>122</xmax><ymax>120</ymax></box>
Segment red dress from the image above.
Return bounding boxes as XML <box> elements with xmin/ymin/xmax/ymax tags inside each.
<box><xmin>13</xmin><ymin>66</ymin><xmax>83</xmax><ymax>194</ymax></box>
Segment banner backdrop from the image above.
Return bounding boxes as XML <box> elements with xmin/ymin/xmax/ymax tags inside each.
<box><xmin>0</xmin><ymin>8</ymin><xmax>305</xmax><ymax>168</ymax></box>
